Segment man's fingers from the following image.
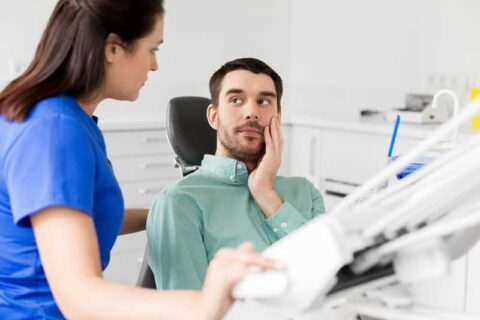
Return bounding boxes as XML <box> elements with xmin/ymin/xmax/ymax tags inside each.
<box><xmin>277</xmin><ymin>117</ymin><xmax>284</xmax><ymax>151</ymax></box>
<box><xmin>277</xmin><ymin>116</ymin><xmax>284</xmax><ymax>141</ymax></box>
<box><xmin>276</xmin><ymin>117</ymin><xmax>284</xmax><ymax>163</ymax></box>
<box><xmin>270</xmin><ymin>117</ymin><xmax>280</xmax><ymax>154</ymax></box>
<box><xmin>264</xmin><ymin>125</ymin><xmax>274</xmax><ymax>155</ymax></box>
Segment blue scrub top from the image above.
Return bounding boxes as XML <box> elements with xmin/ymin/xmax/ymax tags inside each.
<box><xmin>0</xmin><ymin>95</ymin><xmax>124</xmax><ymax>319</ymax></box>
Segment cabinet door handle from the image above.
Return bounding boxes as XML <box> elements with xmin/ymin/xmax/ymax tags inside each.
<box><xmin>139</xmin><ymin>161</ymin><xmax>169</xmax><ymax>169</ymax></box>
<box><xmin>141</xmin><ymin>137</ymin><xmax>165</xmax><ymax>143</ymax></box>
<box><xmin>325</xmin><ymin>190</ymin><xmax>348</xmax><ymax>198</ymax></box>
<box><xmin>138</xmin><ymin>186</ymin><xmax>163</xmax><ymax>195</ymax></box>
<box><xmin>310</xmin><ymin>136</ymin><xmax>317</xmax><ymax>176</ymax></box>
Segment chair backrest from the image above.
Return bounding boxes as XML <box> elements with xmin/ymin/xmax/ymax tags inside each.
<box><xmin>136</xmin><ymin>96</ymin><xmax>217</xmax><ymax>289</ymax></box>
<box><xmin>166</xmin><ymin>96</ymin><xmax>217</xmax><ymax>175</ymax></box>
<box><xmin>135</xmin><ymin>244</ymin><xmax>156</xmax><ymax>288</ymax></box>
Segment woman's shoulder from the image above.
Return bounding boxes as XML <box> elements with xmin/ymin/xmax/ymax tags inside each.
<box><xmin>21</xmin><ymin>95</ymin><xmax>93</xmax><ymax>138</ymax></box>
<box><xmin>2</xmin><ymin>95</ymin><xmax>94</xmax><ymax>159</ymax></box>
<box><xmin>28</xmin><ymin>95</ymin><xmax>79</xmax><ymax>121</ymax></box>
<box><xmin>1</xmin><ymin>95</ymin><xmax>83</xmax><ymax>141</ymax></box>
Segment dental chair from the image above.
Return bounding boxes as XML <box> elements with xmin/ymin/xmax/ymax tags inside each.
<box><xmin>136</xmin><ymin>96</ymin><xmax>216</xmax><ymax>288</ymax></box>
<box><xmin>165</xmin><ymin>96</ymin><xmax>216</xmax><ymax>176</ymax></box>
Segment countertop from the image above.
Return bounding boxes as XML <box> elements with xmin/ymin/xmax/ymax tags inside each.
<box><xmin>288</xmin><ymin>114</ymin><xmax>479</xmax><ymax>140</ymax></box>
<box><xmin>98</xmin><ymin>118</ymin><xmax>165</xmax><ymax>131</ymax></box>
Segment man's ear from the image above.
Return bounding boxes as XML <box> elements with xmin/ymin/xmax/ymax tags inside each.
<box><xmin>206</xmin><ymin>103</ymin><xmax>219</xmax><ymax>130</ymax></box>
<box><xmin>105</xmin><ymin>33</ymin><xmax>125</xmax><ymax>63</ymax></box>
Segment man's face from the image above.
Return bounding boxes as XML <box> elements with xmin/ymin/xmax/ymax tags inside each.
<box><xmin>208</xmin><ymin>70</ymin><xmax>280</xmax><ymax>162</ymax></box>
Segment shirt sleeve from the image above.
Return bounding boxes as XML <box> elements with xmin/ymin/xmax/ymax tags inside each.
<box><xmin>146</xmin><ymin>190</ymin><xmax>208</xmax><ymax>290</ymax></box>
<box><xmin>3</xmin><ymin>115</ymin><xmax>96</xmax><ymax>227</ymax></box>
<box><xmin>265</xmin><ymin>179</ymin><xmax>325</xmax><ymax>239</ymax></box>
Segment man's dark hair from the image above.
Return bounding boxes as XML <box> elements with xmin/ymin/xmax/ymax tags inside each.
<box><xmin>209</xmin><ymin>57</ymin><xmax>283</xmax><ymax>112</ymax></box>
<box><xmin>0</xmin><ymin>0</ymin><xmax>165</xmax><ymax>121</ymax></box>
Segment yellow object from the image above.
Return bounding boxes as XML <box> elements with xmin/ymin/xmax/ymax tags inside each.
<box><xmin>470</xmin><ymin>87</ymin><xmax>480</xmax><ymax>128</ymax></box>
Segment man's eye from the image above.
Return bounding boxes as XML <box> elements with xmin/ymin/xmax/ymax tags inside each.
<box><xmin>258</xmin><ymin>99</ymin><xmax>271</xmax><ymax>105</ymax></box>
<box><xmin>231</xmin><ymin>97</ymin><xmax>242</xmax><ymax>104</ymax></box>
<box><xmin>150</xmin><ymin>48</ymin><xmax>159</xmax><ymax>54</ymax></box>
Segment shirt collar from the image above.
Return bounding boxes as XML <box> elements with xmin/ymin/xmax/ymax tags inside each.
<box><xmin>201</xmin><ymin>155</ymin><xmax>249</xmax><ymax>184</ymax></box>
<box><xmin>61</xmin><ymin>95</ymin><xmax>99</xmax><ymax>125</ymax></box>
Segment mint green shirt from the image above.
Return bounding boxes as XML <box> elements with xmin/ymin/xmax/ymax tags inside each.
<box><xmin>146</xmin><ymin>155</ymin><xmax>326</xmax><ymax>290</ymax></box>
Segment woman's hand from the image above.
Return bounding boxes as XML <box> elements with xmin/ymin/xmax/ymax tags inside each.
<box><xmin>199</xmin><ymin>242</ymin><xmax>279</xmax><ymax>320</ymax></box>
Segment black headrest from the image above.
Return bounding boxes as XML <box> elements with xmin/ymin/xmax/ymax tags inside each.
<box><xmin>166</xmin><ymin>96</ymin><xmax>217</xmax><ymax>166</ymax></box>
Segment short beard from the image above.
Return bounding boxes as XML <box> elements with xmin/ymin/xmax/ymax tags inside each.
<box><xmin>218</xmin><ymin>120</ymin><xmax>265</xmax><ymax>163</ymax></box>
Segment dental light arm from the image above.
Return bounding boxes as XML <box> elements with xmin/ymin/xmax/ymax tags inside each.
<box><xmin>225</xmin><ymin>97</ymin><xmax>480</xmax><ymax>320</ymax></box>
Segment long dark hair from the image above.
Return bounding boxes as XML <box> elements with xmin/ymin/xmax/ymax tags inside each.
<box><xmin>0</xmin><ymin>0</ymin><xmax>164</xmax><ymax>121</ymax></box>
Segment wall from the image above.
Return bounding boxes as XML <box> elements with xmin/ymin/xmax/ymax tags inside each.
<box><xmin>0</xmin><ymin>1</ymin><xmax>57</xmax><ymax>83</ymax></box>
<box><xmin>288</xmin><ymin>0</ymin><xmax>480</xmax><ymax>119</ymax></box>
<box><xmin>96</xmin><ymin>0</ymin><xmax>292</xmax><ymax>121</ymax></box>
<box><xmin>2</xmin><ymin>1</ymin><xmax>480</xmax><ymax>121</ymax></box>
<box><xmin>0</xmin><ymin>0</ymin><xmax>292</xmax><ymax>122</ymax></box>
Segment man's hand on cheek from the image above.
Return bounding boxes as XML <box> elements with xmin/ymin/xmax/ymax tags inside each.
<box><xmin>248</xmin><ymin>116</ymin><xmax>284</xmax><ymax>218</ymax></box>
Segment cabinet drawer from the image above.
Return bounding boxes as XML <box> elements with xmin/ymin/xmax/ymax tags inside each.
<box><xmin>120</xmin><ymin>179</ymin><xmax>179</xmax><ymax>207</ymax></box>
<box><xmin>111</xmin><ymin>231</ymin><xmax>147</xmax><ymax>254</ymax></box>
<box><xmin>111</xmin><ymin>155</ymin><xmax>179</xmax><ymax>183</ymax></box>
<box><xmin>289</xmin><ymin>126</ymin><xmax>322</xmax><ymax>178</ymax></box>
<box><xmin>321</xmin><ymin>129</ymin><xmax>418</xmax><ymax>185</ymax></box>
<box><xmin>104</xmin><ymin>129</ymin><xmax>172</xmax><ymax>157</ymax></box>
<box><xmin>104</xmin><ymin>248</ymin><xmax>145</xmax><ymax>285</ymax></box>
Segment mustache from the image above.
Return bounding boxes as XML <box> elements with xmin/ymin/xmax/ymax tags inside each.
<box><xmin>235</xmin><ymin>121</ymin><xmax>264</xmax><ymax>133</ymax></box>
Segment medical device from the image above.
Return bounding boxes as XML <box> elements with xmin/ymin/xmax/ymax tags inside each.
<box><xmin>387</xmin><ymin>92</ymin><xmax>453</xmax><ymax>124</ymax></box>
<box><xmin>225</xmin><ymin>97</ymin><xmax>480</xmax><ymax>320</ymax></box>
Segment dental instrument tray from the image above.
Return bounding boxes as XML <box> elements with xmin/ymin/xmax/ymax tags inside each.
<box><xmin>387</xmin><ymin>93</ymin><xmax>449</xmax><ymax>124</ymax></box>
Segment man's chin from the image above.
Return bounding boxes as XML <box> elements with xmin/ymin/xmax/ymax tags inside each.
<box><xmin>220</xmin><ymin>134</ymin><xmax>264</xmax><ymax>161</ymax></box>
<box><xmin>235</xmin><ymin>147</ymin><xmax>263</xmax><ymax>161</ymax></box>
<box><xmin>239</xmin><ymin>144</ymin><xmax>263</xmax><ymax>155</ymax></box>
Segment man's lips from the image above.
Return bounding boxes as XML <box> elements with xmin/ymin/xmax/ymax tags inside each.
<box><xmin>239</xmin><ymin>128</ymin><xmax>262</xmax><ymax>137</ymax></box>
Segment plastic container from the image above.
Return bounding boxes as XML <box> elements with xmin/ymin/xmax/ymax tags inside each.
<box><xmin>391</xmin><ymin>155</ymin><xmax>435</xmax><ymax>180</ymax></box>
<box><xmin>469</xmin><ymin>87</ymin><xmax>480</xmax><ymax>128</ymax></box>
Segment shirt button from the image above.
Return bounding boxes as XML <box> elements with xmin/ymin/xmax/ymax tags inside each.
<box><xmin>273</xmin><ymin>227</ymin><xmax>279</xmax><ymax>233</ymax></box>
<box><xmin>280</xmin><ymin>222</ymin><xmax>287</xmax><ymax>228</ymax></box>
<box><xmin>229</xmin><ymin>175</ymin><xmax>235</xmax><ymax>181</ymax></box>
<box><xmin>237</xmin><ymin>164</ymin><xmax>243</xmax><ymax>169</ymax></box>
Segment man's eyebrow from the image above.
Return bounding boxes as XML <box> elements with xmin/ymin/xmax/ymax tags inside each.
<box><xmin>157</xmin><ymin>39</ymin><xmax>164</xmax><ymax>45</ymax></box>
<box><xmin>225</xmin><ymin>89</ymin><xmax>245</xmax><ymax>96</ymax></box>
<box><xmin>259</xmin><ymin>91</ymin><xmax>277</xmax><ymax>98</ymax></box>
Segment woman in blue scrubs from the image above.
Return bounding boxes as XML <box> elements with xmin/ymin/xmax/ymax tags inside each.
<box><xmin>0</xmin><ymin>0</ymin><xmax>276</xmax><ymax>319</ymax></box>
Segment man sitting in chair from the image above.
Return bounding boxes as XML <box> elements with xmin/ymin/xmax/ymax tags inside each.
<box><xmin>147</xmin><ymin>57</ymin><xmax>326</xmax><ymax>290</ymax></box>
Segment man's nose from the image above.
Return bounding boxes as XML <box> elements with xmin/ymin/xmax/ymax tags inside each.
<box><xmin>244</xmin><ymin>100</ymin><xmax>259</xmax><ymax>120</ymax></box>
